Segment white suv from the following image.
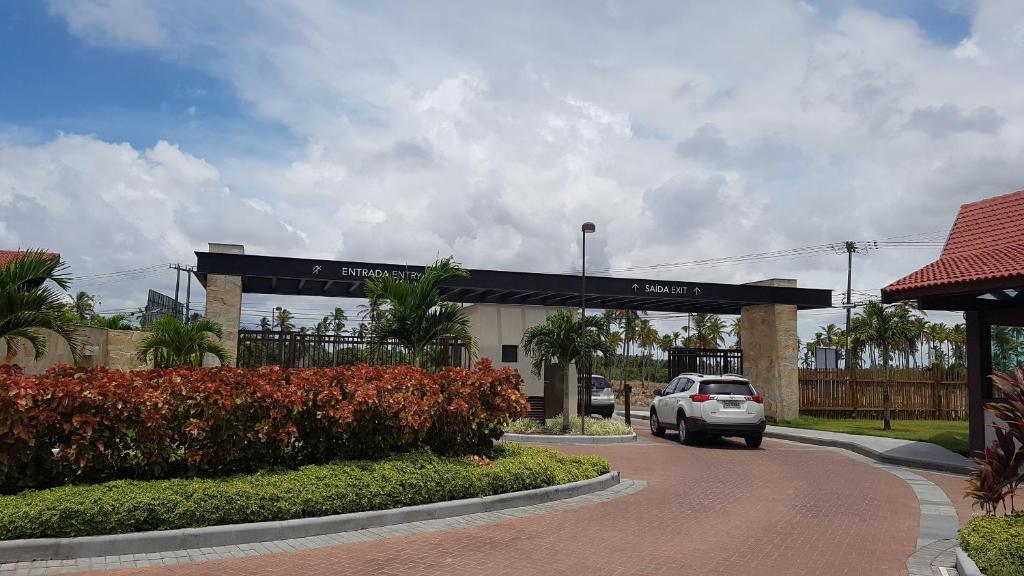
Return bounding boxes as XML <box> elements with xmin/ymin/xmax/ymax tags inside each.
<box><xmin>649</xmin><ymin>373</ymin><xmax>766</xmax><ymax>448</ymax></box>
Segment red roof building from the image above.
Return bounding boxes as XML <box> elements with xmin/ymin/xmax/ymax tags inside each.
<box><xmin>0</xmin><ymin>250</ymin><xmax>60</xmax><ymax>267</ymax></box>
<box><xmin>884</xmin><ymin>190</ymin><xmax>1024</xmax><ymax>300</ymax></box>
<box><xmin>882</xmin><ymin>189</ymin><xmax>1024</xmax><ymax>454</ymax></box>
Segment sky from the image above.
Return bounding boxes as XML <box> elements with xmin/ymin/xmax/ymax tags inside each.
<box><xmin>2</xmin><ymin>0</ymin><xmax>1022</xmax><ymax>342</ymax></box>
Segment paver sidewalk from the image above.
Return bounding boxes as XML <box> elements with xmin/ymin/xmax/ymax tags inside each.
<box><xmin>617</xmin><ymin>409</ymin><xmax>975</xmax><ymax>474</ymax></box>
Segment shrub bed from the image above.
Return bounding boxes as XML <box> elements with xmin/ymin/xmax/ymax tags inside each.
<box><xmin>0</xmin><ymin>445</ymin><xmax>609</xmax><ymax>540</ymax></box>
<box><xmin>505</xmin><ymin>415</ymin><xmax>633</xmax><ymax>436</ymax></box>
<box><xmin>0</xmin><ymin>360</ymin><xmax>527</xmax><ymax>492</ymax></box>
<box><xmin>959</xmin><ymin>513</ymin><xmax>1024</xmax><ymax>576</ymax></box>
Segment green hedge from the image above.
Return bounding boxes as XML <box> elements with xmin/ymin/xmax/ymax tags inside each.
<box><xmin>0</xmin><ymin>445</ymin><xmax>609</xmax><ymax>540</ymax></box>
<box><xmin>959</xmin><ymin>513</ymin><xmax>1024</xmax><ymax>576</ymax></box>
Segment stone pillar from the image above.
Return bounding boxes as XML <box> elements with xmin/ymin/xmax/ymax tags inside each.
<box><xmin>204</xmin><ymin>243</ymin><xmax>244</xmax><ymax>366</ymax></box>
<box><xmin>740</xmin><ymin>279</ymin><xmax>799</xmax><ymax>422</ymax></box>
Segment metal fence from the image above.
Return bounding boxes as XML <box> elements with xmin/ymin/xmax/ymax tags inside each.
<box><xmin>576</xmin><ymin>355</ymin><xmax>593</xmax><ymax>418</ymax></box>
<box><xmin>237</xmin><ymin>330</ymin><xmax>469</xmax><ymax>369</ymax></box>
<box><xmin>667</xmin><ymin>347</ymin><xmax>743</xmax><ymax>380</ymax></box>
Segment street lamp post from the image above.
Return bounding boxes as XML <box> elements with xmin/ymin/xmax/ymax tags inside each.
<box><xmin>580</xmin><ymin>222</ymin><xmax>596</xmax><ymax>435</ymax></box>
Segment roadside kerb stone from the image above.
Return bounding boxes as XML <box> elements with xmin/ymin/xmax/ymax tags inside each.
<box><xmin>500</xmin><ymin>432</ymin><xmax>637</xmax><ymax>444</ymax></box>
<box><xmin>763</xmin><ymin>426</ymin><xmax>975</xmax><ymax>475</ymax></box>
<box><xmin>955</xmin><ymin>546</ymin><xmax>984</xmax><ymax>576</ymax></box>
<box><xmin>0</xmin><ymin>471</ymin><xmax>620</xmax><ymax>563</ymax></box>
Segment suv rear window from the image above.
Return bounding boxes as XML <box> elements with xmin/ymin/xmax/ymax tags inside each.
<box><xmin>699</xmin><ymin>381</ymin><xmax>754</xmax><ymax>396</ymax></box>
<box><xmin>590</xmin><ymin>376</ymin><xmax>609</xmax><ymax>390</ymax></box>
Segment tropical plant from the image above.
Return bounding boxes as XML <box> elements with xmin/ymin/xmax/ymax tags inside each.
<box><xmin>89</xmin><ymin>313</ymin><xmax>134</xmax><ymax>330</ymax></box>
<box><xmin>259</xmin><ymin>316</ymin><xmax>271</xmax><ymax>331</ymax></box>
<box><xmin>329</xmin><ymin>307</ymin><xmax>347</xmax><ymax>335</ymax></box>
<box><xmin>364</xmin><ymin>256</ymin><xmax>477</xmax><ymax>368</ymax></box>
<box><xmin>728</xmin><ymin>317</ymin><xmax>741</xmax><ymax>349</ymax></box>
<box><xmin>0</xmin><ymin>250</ymin><xmax>83</xmax><ymax>363</ymax></box>
<box><xmin>848</xmin><ymin>301</ymin><xmax>918</xmax><ymax>430</ymax></box>
<box><xmin>70</xmin><ymin>290</ymin><xmax>97</xmax><ymax>321</ymax></box>
<box><xmin>135</xmin><ymin>315</ymin><xmax>230</xmax><ymax>367</ymax></box>
<box><xmin>274</xmin><ymin>308</ymin><xmax>294</xmax><ymax>332</ymax></box>
<box><xmin>522</xmin><ymin>309</ymin><xmax>612</xmax><ymax>431</ymax></box>
<box><xmin>690</xmin><ymin>313</ymin><xmax>726</xmax><ymax>348</ymax></box>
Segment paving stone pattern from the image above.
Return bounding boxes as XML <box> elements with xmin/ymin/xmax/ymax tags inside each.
<box><xmin>5</xmin><ymin>426</ymin><xmax>953</xmax><ymax>576</ymax></box>
<box><xmin>0</xmin><ymin>481</ymin><xmax>645</xmax><ymax>575</ymax></box>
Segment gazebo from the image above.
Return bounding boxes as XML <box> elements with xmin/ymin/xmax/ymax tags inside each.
<box><xmin>882</xmin><ymin>189</ymin><xmax>1024</xmax><ymax>454</ymax></box>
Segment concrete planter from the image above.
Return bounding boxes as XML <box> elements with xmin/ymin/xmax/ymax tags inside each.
<box><xmin>0</xmin><ymin>472</ymin><xmax>620</xmax><ymax>563</ymax></box>
<box><xmin>501</xmin><ymin>432</ymin><xmax>637</xmax><ymax>444</ymax></box>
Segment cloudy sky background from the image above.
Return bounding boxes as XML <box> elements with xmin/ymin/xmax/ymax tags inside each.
<box><xmin>2</xmin><ymin>0</ymin><xmax>1023</xmax><ymax>341</ymax></box>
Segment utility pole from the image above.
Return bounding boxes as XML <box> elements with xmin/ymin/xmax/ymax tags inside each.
<box><xmin>172</xmin><ymin>264</ymin><xmax>181</xmax><ymax>319</ymax></box>
<box><xmin>185</xmin><ymin>266</ymin><xmax>193</xmax><ymax>323</ymax></box>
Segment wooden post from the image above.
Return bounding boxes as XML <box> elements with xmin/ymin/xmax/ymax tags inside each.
<box><xmin>932</xmin><ymin>367</ymin><xmax>941</xmax><ymax>420</ymax></box>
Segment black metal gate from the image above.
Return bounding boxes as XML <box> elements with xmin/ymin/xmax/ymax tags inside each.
<box><xmin>237</xmin><ymin>330</ymin><xmax>468</xmax><ymax>369</ymax></box>
<box><xmin>667</xmin><ymin>347</ymin><xmax>743</xmax><ymax>380</ymax></box>
<box><xmin>576</xmin><ymin>354</ymin><xmax>593</xmax><ymax>417</ymax></box>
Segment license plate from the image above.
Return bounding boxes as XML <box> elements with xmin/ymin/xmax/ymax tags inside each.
<box><xmin>721</xmin><ymin>400</ymin><xmax>742</xmax><ymax>409</ymax></box>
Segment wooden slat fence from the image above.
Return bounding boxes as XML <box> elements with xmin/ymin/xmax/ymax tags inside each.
<box><xmin>799</xmin><ymin>368</ymin><xmax>967</xmax><ymax>421</ymax></box>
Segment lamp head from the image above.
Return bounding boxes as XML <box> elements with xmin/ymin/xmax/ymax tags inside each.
<box><xmin>582</xmin><ymin>222</ymin><xmax>596</xmax><ymax>234</ymax></box>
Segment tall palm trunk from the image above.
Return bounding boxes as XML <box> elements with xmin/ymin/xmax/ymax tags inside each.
<box><xmin>882</xmin><ymin>344</ymin><xmax>892</xmax><ymax>431</ymax></box>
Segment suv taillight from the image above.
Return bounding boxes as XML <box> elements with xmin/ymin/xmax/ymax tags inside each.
<box><xmin>691</xmin><ymin>393</ymin><xmax>712</xmax><ymax>402</ymax></box>
<box><xmin>749</xmin><ymin>395</ymin><xmax>764</xmax><ymax>404</ymax></box>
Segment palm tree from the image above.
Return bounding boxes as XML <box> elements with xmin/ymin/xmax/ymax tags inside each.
<box><xmin>329</xmin><ymin>307</ymin><xmax>347</xmax><ymax>334</ymax></box>
<box><xmin>636</xmin><ymin>319</ymin><xmax>659</xmax><ymax>390</ymax></box>
<box><xmin>136</xmin><ymin>315</ymin><xmax>230</xmax><ymax>367</ymax></box>
<box><xmin>90</xmin><ymin>313</ymin><xmax>134</xmax><ymax>330</ymax></box>
<box><xmin>522</xmin><ymin>309</ymin><xmax>611</xmax><ymax>431</ymax></box>
<box><xmin>1</xmin><ymin>250</ymin><xmax>84</xmax><ymax>363</ymax></box>
<box><xmin>364</xmin><ymin>256</ymin><xmax>477</xmax><ymax>367</ymax></box>
<box><xmin>691</xmin><ymin>313</ymin><xmax>726</xmax><ymax>348</ymax></box>
<box><xmin>849</xmin><ymin>301</ymin><xmax>917</xmax><ymax>430</ymax></box>
<box><xmin>71</xmin><ymin>290</ymin><xmax>97</xmax><ymax>321</ymax></box>
<box><xmin>728</xmin><ymin>318</ymin><xmax>741</xmax><ymax>349</ymax></box>
<box><xmin>275</xmin><ymin>308</ymin><xmax>294</xmax><ymax>332</ymax></box>
<box><xmin>259</xmin><ymin>316</ymin><xmax>272</xmax><ymax>332</ymax></box>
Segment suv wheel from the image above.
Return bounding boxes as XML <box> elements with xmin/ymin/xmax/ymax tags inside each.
<box><xmin>745</xmin><ymin>434</ymin><xmax>763</xmax><ymax>448</ymax></box>
<box><xmin>650</xmin><ymin>410</ymin><xmax>665</xmax><ymax>437</ymax></box>
<box><xmin>677</xmin><ymin>414</ymin><xmax>692</xmax><ymax>445</ymax></box>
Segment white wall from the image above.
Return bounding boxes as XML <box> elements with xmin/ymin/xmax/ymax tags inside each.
<box><xmin>465</xmin><ymin>304</ymin><xmax>577</xmax><ymax>413</ymax></box>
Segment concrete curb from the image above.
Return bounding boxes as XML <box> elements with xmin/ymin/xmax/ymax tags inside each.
<box><xmin>500</xmin><ymin>432</ymin><xmax>637</xmax><ymax>444</ymax></box>
<box><xmin>763</xmin><ymin>429</ymin><xmax>975</xmax><ymax>475</ymax></box>
<box><xmin>0</xmin><ymin>471</ymin><xmax>620</xmax><ymax>562</ymax></box>
<box><xmin>956</xmin><ymin>547</ymin><xmax>985</xmax><ymax>576</ymax></box>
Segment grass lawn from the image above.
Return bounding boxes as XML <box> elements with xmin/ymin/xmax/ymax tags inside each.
<box><xmin>505</xmin><ymin>415</ymin><xmax>633</xmax><ymax>436</ymax></box>
<box><xmin>774</xmin><ymin>416</ymin><xmax>970</xmax><ymax>456</ymax></box>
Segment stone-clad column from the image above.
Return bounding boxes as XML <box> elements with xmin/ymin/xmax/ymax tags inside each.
<box><xmin>740</xmin><ymin>279</ymin><xmax>799</xmax><ymax>422</ymax></box>
<box><xmin>204</xmin><ymin>243</ymin><xmax>244</xmax><ymax>366</ymax></box>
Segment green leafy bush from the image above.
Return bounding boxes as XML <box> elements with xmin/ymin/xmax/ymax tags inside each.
<box><xmin>505</xmin><ymin>414</ymin><xmax>633</xmax><ymax>436</ymax></box>
<box><xmin>0</xmin><ymin>445</ymin><xmax>609</xmax><ymax>540</ymax></box>
<box><xmin>959</xmin><ymin>513</ymin><xmax>1024</xmax><ymax>576</ymax></box>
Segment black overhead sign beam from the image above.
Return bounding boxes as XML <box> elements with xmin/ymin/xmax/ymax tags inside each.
<box><xmin>194</xmin><ymin>252</ymin><xmax>833</xmax><ymax>314</ymax></box>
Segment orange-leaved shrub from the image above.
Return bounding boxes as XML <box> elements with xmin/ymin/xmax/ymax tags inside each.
<box><xmin>0</xmin><ymin>359</ymin><xmax>526</xmax><ymax>493</ymax></box>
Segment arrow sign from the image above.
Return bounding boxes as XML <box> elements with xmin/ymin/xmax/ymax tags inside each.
<box><xmin>632</xmin><ymin>283</ymin><xmax>639</xmax><ymax>292</ymax></box>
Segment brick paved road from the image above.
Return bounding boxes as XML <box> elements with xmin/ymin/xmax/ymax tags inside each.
<box><xmin>96</xmin><ymin>428</ymin><xmax>920</xmax><ymax>576</ymax></box>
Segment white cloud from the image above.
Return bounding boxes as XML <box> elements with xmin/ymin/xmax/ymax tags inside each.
<box><xmin>46</xmin><ymin>0</ymin><xmax>165</xmax><ymax>48</ymax></box>
<box><xmin>21</xmin><ymin>0</ymin><xmax>1024</xmax><ymax>338</ymax></box>
<box><xmin>0</xmin><ymin>135</ymin><xmax>305</xmax><ymax>312</ymax></box>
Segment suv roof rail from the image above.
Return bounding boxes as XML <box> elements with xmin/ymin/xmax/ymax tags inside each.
<box><xmin>678</xmin><ymin>372</ymin><xmax>704</xmax><ymax>378</ymax></box>
<box><xmin>721</xmin><ymin>373</ymin><xmax>747</xmax><ymax>379</ymax></box>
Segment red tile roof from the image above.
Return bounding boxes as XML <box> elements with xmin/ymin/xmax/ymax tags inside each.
<box><xmin>0</xmin><ymin>250</ymin><xmax>60</xmax><ymax>267</ymax></box>
<box><xmin>884</xmin><ymin>190</ymin><xmax>1024</xmax><ymax>296</ymax></box>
